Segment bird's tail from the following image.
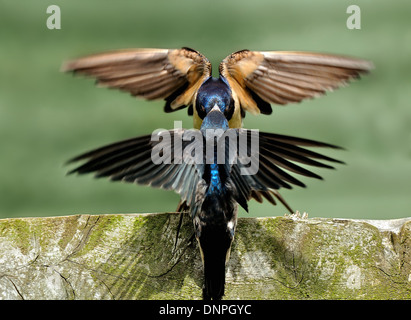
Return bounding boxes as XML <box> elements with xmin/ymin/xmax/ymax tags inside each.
<box><xmin>202</xmin><ymin>249</ymin><xmax>229</xmax><ymax>300</ymax></box>
<box><xmin>197</xmin><ymin>229</ymin><xmax>232</xmax><ymax>300</ymax></box>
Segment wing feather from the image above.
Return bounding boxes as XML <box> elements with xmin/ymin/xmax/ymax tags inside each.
<box><xmin>67</xmin><ymin>128</ymin><xmax>344</xmax><ymax>215</ymax></box>
<box><xmin>67</xmin><ymin>130</ymin><xmax>205</xmax><ymax>208</ymax></box>
<box><xmin>219</xmin><ymin>50</ymin><xmax>373</xmax><ymax>115</ymax></box>
<box><xmin>63</xmin><ymin>47</ymin><xmax>211</xmax><ymax>112</ymax></box>
<box><xmin>229</xmin><ymin>129</ymin><xmax>344</xmax><ymax>212</ymax></box>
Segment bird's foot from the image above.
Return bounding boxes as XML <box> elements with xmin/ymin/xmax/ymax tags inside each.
<box><xmin>284</xmin><ymin>210</ymin><xmax>308</xmax><ymax>220</ymax></box>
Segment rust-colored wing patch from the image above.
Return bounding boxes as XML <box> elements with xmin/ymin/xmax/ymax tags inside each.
<box><xmin>219</xmin><ymin>50</ymin><xmax>373</xmax><ymax>115</ymax></box>
<box><xmin>219</xmin><ymin>50</ymin><xmax>265</xmax><ymax>115</ymax></box>
<box><xmin>62</xmin><ymin>47</ymin><xmax>212</xmax><ymax>112</ymax></box>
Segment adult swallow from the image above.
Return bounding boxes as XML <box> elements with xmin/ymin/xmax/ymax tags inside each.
<box><xmin>62</xmin><ymin>47</ymin><xmax>373</xmax><ymax>129</ymax></box>
<box><xmin>67</xmin><ymin>75</ymin><xmax>347</xmax><ymax>300</ymax></box>
<box><xmin>64</xmin><ymin>47</ymin><xmax>372</xmax><ymax>299</ymax></box>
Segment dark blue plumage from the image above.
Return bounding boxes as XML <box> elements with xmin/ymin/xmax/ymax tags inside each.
<box><xmin>67</xmin><ymin>75</ymin><xmax>344</xmax><ymax>300</ymax></box>
<box><xmin>196</xmin><ymin>77</ymin><xmax>234</xmax><ymax>119</ymax></box>
<box><xmin>194</xmin><ymin>81</ymin><xmax>237</xmax><ymax>299</ymax></box>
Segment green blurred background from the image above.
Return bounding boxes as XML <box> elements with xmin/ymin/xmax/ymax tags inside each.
<box><xmin>1</xmin><ymin>0</ymin><xmax>410</xmax><ymax>220</ymax></box>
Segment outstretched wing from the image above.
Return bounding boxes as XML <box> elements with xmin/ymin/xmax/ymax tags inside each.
<box><xmin>227</xmin><ymin>129</ymin><xmax>344</xmax><ymax>212</ymax></box>
<box><xmin>67</xmin><ymin>128</ymin><xmax>344</xmax><ymax>215</ymax></box>
<box><xmin>62</xmin><ymin>47</ymin><xmax>212</xmax><ymax>113</ymax></box>
<box><xmin>219</xmin><ymin>50</ymin><xmax>373</xmax><ymax>115</ymax></box>
<box><xmin>67</xmin><ymin>129</ymin><xmax>206</xmax><ymax>209</ymax></box>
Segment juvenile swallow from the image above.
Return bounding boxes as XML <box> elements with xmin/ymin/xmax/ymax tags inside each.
<box><xmin>64</xmin><ymin>47</ymin><xmax>372</xmax><ymax>299</ymax></box>
<box><xmin>62</xmin><ymin>47</ymin><xmax>373</xmax><ymax>129</ymax></box>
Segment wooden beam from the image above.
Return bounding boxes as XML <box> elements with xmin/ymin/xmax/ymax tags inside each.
<box><xmin>0</xmin><ymin>213</ymin><xmax>410</xmax><ymax>299</ymax></box>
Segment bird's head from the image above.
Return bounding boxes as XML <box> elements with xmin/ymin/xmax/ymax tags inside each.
<box><xmin>195</xmin><ymin>77</ymin><xmax>235</xmax><ymax>131</ymax></box>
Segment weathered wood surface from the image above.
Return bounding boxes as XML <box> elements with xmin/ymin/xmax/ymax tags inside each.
<box><xmin>0</xmin><ymin>212</ymin><xmax>410</xmax><ymax>300</ymax></box>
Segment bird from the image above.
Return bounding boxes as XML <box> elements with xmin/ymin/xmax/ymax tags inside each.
<box><xmin>62</xmin><ymin>47</ymin><xmax>373</xmax><ymax>130</ymax></box>
<box><xmin>67</xmin><ymin>99</ymin><xmax>345</xmax><ymax>300</ymax></box>
<box><xmin>63</xmin><ymin>47</ymin><xmax>372</xmax><ymax>299</ymax></box>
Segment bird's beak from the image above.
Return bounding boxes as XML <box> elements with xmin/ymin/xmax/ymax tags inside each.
<box><xmin>211</xmin><ymin>104</ymin><xmax>220</xmax><ymax>113</ymax></box>
<box><xmin>201</xmin><ymin>104</ymin><xmax>229</xmax><ymax>131</ymax></box>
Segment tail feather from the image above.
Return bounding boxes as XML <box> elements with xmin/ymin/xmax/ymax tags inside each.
<box><xmin>197</xmin><ymin>225</ymin><xmax>233</xmax><ymax>300</ymax></box>
<box><xmin>202</xmin><ymin>249</ymin><xmax>228</xmax><ymax>300</ymax></box>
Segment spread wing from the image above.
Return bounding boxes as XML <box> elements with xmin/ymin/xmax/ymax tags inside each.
<box><xmin>67</xmin><ymin>129</ymin><xmax>206</xmax><ymax>210</ymax></box>
<box><xmin>67</xmin><ymin>128</ymin><xmax>344</xmax><ymax>215</ymax></box>
<box><xmin>62</xmin><ymin>47</ymin><xmax>212</xmax><ymax>113</ymax></box>
<box><xmin>219</xmin><ymin>50</ymin><xmax>373</xmax><ymax>115</ymax></box>
<box><xmin>227</xmin><ymin>129</ymin><xmax>344</xmax><ymax>213</ymax></box>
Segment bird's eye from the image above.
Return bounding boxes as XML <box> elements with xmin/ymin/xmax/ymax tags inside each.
<box><xmin>196</xmin><ymin>103</ymin><xmax>207</xmax><ymax>119</ymax></box>
<box><xmin>224</xmin><ymin>99</ymin><xmax>235</xmax><ymax>120</ymax></box>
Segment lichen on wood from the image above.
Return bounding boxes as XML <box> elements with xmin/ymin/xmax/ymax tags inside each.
<box><xmin>0</xmin><ymin>213</ymin><xmax>410</xmax><ymax>299</ymax></box>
